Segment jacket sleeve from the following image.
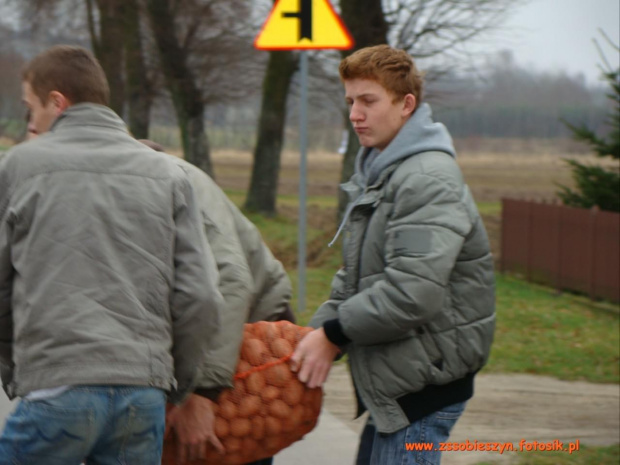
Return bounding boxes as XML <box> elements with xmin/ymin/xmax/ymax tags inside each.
<box><xmin>194</xmin><ymin>190</ymin><xmax>253</xmax><ymax>391</ymax></box>
<box><xmin>0</xmin><ymin>154</ymin><xmax>14</xmax><ymax>392</ymax></box>
<box><xmin>309</xmin><ymin>267</ymin><xmax>347</xmax><ymax>329</ymax></box>
<box><xmin>168</xmin><ymin>172</ymin><xmax>225</xmax><ymax>404</ymax></box>
<box><xmin>337</xmin><ymin>170</ymin><xmax>473</xmax><ymax>346</ymax></box>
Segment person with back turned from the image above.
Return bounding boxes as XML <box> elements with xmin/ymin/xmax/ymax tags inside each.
<box><xmin>0</xmin><ymin>45</ymin><xmax>226</xmax><ymax>464</ymax></box>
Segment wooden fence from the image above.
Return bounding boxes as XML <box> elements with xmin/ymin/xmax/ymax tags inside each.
<box><xmin>501</xmin><ymin>199</ymin><xmax>620</xmax><ymax>303</ymax></box>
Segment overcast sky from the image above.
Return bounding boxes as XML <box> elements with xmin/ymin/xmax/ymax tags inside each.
<box><xmin>497</xmin><ymin>0</ymin><xmax>620</xmax><ymax>84</ymax></box>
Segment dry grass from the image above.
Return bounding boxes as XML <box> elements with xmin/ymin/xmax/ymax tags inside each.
<box><xmin>209</xmin><ymin>139</ymin><xmax>618</xmax><ymax>267</ymax></box>
<box><xmin>211</xmin><ymin>141</ymin><xmax>618</xmax><ymax>204</ymax></box>
<box><xmin>5</xmin><ymin>136</ymin><xmax>614</xmax><ymax>203</ymax></box>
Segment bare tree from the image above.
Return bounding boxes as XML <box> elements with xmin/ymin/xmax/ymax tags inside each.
<box><xmin>145</xmin><ymin>0</ymin><xmax>260</xmax><ymax>177</ymax></box>
<box><xmin>14</xmin><ymin>0</ymin><xmax>129</xmax><ymax>117</ymax></box>
<box><xmin>387</xmin><ymin>0</ymin><xmax>519</xmax><ymax>78</ymax></box>
<box><xmin>145</xmin><ymin>0</ymin><xmax>212</xmax><ymax>174</ymax></box>
<box><xmin>244</xmin><ymin>49</ymin><xmax>298</xmax><ymax>214</ymax></box>
<box><xmin>85</xmin><ymin>0</ymin><xmax>126</xmax><ymax>116</ymax></box>
<box><xmin>123</xmin><ymin>0</ymin><xmax>154</xmax><ymax>138</ymax></box>
<box><xmin>0</xmin><ymin>27</ymin><xmax>27</xmax><ymax>137</ymax></box>
<box><xmin>337</xmin><ymin>0</ymin><xmax>389</xmax><ymax>218</ymax></box>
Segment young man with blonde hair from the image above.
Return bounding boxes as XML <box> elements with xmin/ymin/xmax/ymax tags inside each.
<box><xmin>0</xmin><ymin>45</ymin><xmax>225</xmax><ymax>464</ymax></box>
<box><xmin>292</xmin><ymin>45</ymin><xmax>495</xmax><ymax>464</ymax></box>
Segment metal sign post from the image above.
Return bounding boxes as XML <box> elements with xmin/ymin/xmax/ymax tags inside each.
<box><xmin>255</xmin><ymin>0</ymin><xmax>354</xmax><ymax>315</ymax></box>
<box><xmin>297</xmin><ymin>50</ymin><xmax>309</xmax><ymax>313</ymax></box>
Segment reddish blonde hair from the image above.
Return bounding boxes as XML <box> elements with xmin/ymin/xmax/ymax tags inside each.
<box><xmin>339</xmin><ymin>45</ymin><xmax>423</xmax><ymax>103</ymax></box>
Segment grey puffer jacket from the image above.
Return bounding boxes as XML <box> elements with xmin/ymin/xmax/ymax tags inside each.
<box><xmin>0</xmin><ymin>104</ymin><xmax>223</xmax><ymax>404</ymax></box>
<box><xmin>310</xmin><ymin>104</ymin><xmax>495</xmax><ymax>433</ymax></box>
<box><xmin>170</xmin><ymin>158</ymin><xmax>292</xmax><ymax>390</ymax></box>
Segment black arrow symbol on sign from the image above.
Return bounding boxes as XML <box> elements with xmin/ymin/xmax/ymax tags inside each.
<box><xmin>282</xmin><ymin>0</ymin><xmax>312</xmax><ymax>41</ymax></box>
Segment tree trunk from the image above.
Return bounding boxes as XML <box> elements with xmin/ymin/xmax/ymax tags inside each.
<box><xmin>184</xmin><ymin>113</ymin><xmax>212</xmax><ymax>175</ymax></box>
<box><xmin>244</xmin><ymin>50</ymin><xmax>297</xmax><ymax>215</ymax></box>
<box><xmin>123</xmin><ymin>0</ymin><xmax>152</xmax><ymax>139</ymax></box>
<box><xmin>145</xmin><ymin>0</ymin><xmax>213</xmax><ymax>176</ymax></box>
<box><xmin>337</xmin><ymin>0</ymin><xmax>388</xmax><ymax>218</ymax></box>
<box><xmin>90</xmin><ymin>0</ymin><xmax>125</xmax><ymax>117</ymax></box>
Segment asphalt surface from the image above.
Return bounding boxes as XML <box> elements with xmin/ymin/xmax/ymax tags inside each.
<box><xmin>1</xmin><ymin>368</ymin><xmax>618</xmax><ymax>465</ymax></box>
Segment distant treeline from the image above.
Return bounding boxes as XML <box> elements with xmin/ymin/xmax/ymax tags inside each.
<box><xmin>434</xmin><ymin>104</ymin><xmax>605</xmax><ymax>139</ymax></box>
<box><xmin>430</xmin><ymin>52</ymin><xmax>608</xmax><ymax>139</ymax></box>
<box><xmin>0</xmin><ymin>39</ymin><xmax>610</xmax><ymax>147</ymax></box>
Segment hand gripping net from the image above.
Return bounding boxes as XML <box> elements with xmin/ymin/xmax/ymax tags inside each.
<box><xmin>162</xmin><ymin>321</ymin><xmax>323</xmax><ymax>464</ymax></box>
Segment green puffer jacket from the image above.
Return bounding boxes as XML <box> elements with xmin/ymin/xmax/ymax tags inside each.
<box><xmin>310</xmin><ymin>103</ymin><xmax>495</xmax><ymax>433</ymax></box>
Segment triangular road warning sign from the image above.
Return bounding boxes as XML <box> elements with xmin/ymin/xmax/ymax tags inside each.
<box><xmin>255</xmin><ymin>0</ymin><xmax>354</xmax><ymax>50</ymax></box>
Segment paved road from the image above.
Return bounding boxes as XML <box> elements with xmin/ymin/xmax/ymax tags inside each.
<box><xmin>1</xmin><ymin>368</ymin><xmax>618</xmax><ymax>465</ymax></box>
<box><xmin>320</xmin><ymin>366</ymin><xmax>620</xmax><ymax>465</ymax></box>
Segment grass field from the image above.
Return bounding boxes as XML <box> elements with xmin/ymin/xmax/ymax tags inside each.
<box><xmin>214</xmin><ymin>145</ymin><xmax>620</xmax><ymax>386</ymax></box>
<box><xmin>3</xmin><ymin>137</ymin><xmax>618</xmax><ymax>385</ymax></box>
<box><xmin>219</xmin><ymin>143</ymin><xmax>619</xmax><ymax>464</ymax></box>
<box><xmin>221</xmin><ymin>182</ymin><xmax>620</xmax><ymax>389</ymax></box>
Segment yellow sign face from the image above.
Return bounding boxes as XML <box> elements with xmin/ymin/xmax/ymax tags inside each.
<box><xmin>255</xmin><ymin>0</ymin><xmax>354</xmax><ymax>50</ymax></box>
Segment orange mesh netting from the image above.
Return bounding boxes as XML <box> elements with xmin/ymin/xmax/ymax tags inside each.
<box><xmin>162</xmin><ymin>321</ymin><xmax>323</xmax><ymax>464</ymax></box>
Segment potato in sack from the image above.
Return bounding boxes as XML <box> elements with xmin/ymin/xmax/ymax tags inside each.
<box><xmin>162</xmin><ymin>321</ymin><xmax>323</xmax><ymax>465</ymax></box>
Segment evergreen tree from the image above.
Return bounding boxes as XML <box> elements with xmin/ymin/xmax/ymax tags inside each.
<box><xmin>557</xmin><ymin>45</ymin><xmax>619</xmax><ymax>212</ymax></box>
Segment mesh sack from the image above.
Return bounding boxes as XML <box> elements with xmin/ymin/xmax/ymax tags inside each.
<box><xmin>162</xmin><ymin>321</ymin><xmax>323</xmax><ymax>464</ymax></box>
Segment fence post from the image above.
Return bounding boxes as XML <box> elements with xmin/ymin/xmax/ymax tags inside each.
<box><xmin>555</xmin><ymin>205</ymin><xmax>563</xmax><ymax>291</ymax></box>
<box><xmin>500</xmin><ymin>199</ymin><xmax>506</xmax><ymax>272</ymax></box>
<box><xmin>526</xmin><ymin>201</ymin><xmax>533</xmax><ymax>281</ymax></box>
<box><xmin>588</xmin><ymin>206</ymin><xmax>599</xmax><ymax>300</ymax></box>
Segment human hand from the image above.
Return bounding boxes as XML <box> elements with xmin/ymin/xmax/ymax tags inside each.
<box><xmin>290</xmin><ymin>328</ymin><xmax>339</xmax><ymax>388</ymax></box>
<box><xmin>166</xmin><ymin>394</ymin><xmax>225</xmax><ymax>463</ymax></box>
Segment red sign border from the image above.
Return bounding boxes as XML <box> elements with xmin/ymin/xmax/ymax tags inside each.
<box><xmin>254</xmin><ymin>0</ymin><xmax>354</xmax><ymax>51</ymax></box>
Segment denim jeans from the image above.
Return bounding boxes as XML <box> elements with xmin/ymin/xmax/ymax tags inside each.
<box><xmin>0</xmin><ymin>385</ymin><xmax>166</xmax><ymax>465</ymax></box>
<box><xmin>357</xmin><ymin>401</ymin><xmax>466</xmax><ymax>465</ymax></box>
<box><xmin>246</xmin><ymin>458</ymin><xmax>273</xmax><ymax>465</ymax></box>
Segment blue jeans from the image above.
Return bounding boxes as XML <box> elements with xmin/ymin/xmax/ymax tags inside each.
<box><xmin>358</xmin><ymin>401</ymin><xmax>466</xmax><ymax>465</ymax></box>
<box><xmin>0</xmin><ymin>385</ymin><xmax>166</xmax><ymax>465</ymax></box>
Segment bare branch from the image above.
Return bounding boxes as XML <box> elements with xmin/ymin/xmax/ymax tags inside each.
<box><xmin>387</xmin><ymin>0</ymin><xmax>521</xmax><ymax>70</ymax></box>
<box><xmin>85</xmin><ymin>0</ymin><xmax>100</xmax><ymax>54</ymax></box>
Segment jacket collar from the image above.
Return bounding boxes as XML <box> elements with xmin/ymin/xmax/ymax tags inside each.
<box><xmin>50</xmin><ymin>103</ymin><xmax>128</xmax><ymax>134</ymax></box>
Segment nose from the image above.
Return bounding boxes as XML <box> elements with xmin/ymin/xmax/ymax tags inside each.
<box><xmin>349</xmin><ymin>102</ymin><xmax>364</xmax><ymax>123</ymax></box>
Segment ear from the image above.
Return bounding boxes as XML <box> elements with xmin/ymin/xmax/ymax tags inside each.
<box><xmin>48</xmin><ymin>91</ymin><xmax>71</xmax><ymax>116</ymax></box>
<box><xmin>402</xmin><ymin>94</ymin><xmax>416</xmax><ymax>117</ymax></box>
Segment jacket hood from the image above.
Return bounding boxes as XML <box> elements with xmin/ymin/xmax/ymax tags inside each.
<box><xmin>356</xmin><ymin>102</ymin><xmax>456</xmax><ymax>186</ymax></box>
<box><xmin>328</xmin><ymin>103</ymin><xmax>455</xmax><ymax>247</ymax></box>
